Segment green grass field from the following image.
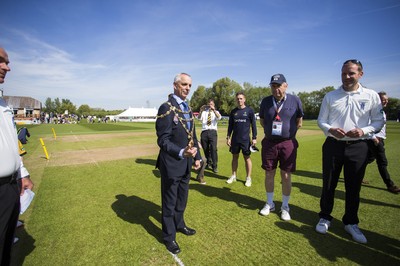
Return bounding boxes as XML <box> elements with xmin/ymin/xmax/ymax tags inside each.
<box><xmin>13</xmin><ymin>120</ymin><xmax>400</xmax><ymax>265</ymax></box>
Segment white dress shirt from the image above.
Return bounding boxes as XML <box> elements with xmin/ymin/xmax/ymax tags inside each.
<box><xmin>199</xmin><ymin>109</ymin><xmax>221</xmax><ymax>131</ymax></box>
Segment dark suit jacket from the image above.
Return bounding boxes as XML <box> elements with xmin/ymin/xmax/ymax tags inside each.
<box><xmin>156</xmin><ymin>95</ymin><xmax>201</xmax><ymax>177</ymax></box>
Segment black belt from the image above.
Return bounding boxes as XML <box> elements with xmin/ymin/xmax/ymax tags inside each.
<box><xmin>328</xmin><ymin>137</ymin><xmax>365</xmax><ymax>145</ymax></box>
<box><xmin>0</xmin><ymin>172</ymin><xmax>18</xmax><ymax>186</ymax></box>
<box><xmin>268</xmin><ymin>138</ymin><xmax>293</xmax><ymax>143</ymax></box>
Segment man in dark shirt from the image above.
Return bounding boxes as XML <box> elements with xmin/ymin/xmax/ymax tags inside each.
<box><xmin>226</xmin><ymin>91</ymin><xmax>257</xmax><ymax>187</ymax></box>
<box><xmin>18</xmin><ymin>127</ymin><xmax>30</xmax><ymax>144</ymax></box>
<box><xmin>259</xmin><ymin>74</ymin><xmax>303</xmax><ymax>221</ymax></box>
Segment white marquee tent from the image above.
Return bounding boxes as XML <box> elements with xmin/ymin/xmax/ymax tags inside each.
<box><xmin>114</xmin><ymin>107</ymin><xmax>158</xmax><ymax>122</ymax></box>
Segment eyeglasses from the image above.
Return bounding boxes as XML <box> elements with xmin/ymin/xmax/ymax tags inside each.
<box><xmin>343</xmin><ymin>59</ymin><xmax>363</xmax><ymax>70</ymax></box>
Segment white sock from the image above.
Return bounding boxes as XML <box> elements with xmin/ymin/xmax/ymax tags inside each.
<box><xmin>267</xmin><ymin>192</ymin><xmax>274</xmax><ymax>206</ymax></box>
<box><xmin>282</xmin><ymin>195</ymin><xmax>290</xmax><ymax>209</ymax></box>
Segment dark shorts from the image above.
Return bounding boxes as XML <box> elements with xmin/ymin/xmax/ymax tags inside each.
<box><xmin>230</xmin><ymin>142</ymin><xmax>251</xmax><ymax>156</ymax></box>
<box><xmin>261</xmin><ymin>138</ymin><xmax>298</xmax><ymax>172</ymax></box>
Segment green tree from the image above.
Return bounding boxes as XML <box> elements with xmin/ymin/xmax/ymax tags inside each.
<box><xmin>77</xmin><ymin>104</ymin><xmax>91</xmax><ymax>117</ymax></box>
<box><xmin>61</xmin><ymin>99</ymin><xmax>77</xmax><ymax>115</ymax></box>
<box><xmin>54</xmin><ymin>98</ymin><xmax>62</xmax><ymax>114</ymax></box>
<box><xmin>386</xmin><ymin>97</ymin><xmax>400</xmax><ymax>120</ymax></box>
<box><xmin>43</xmin><ymin>97</ymin><xmax>55</xmax><ymax>113</ymax></box>
<box><xmin>210</xmin><ymin>77</ymin><xmax>242</xmax><ymax>115</ymax></box>
<box><xmin>298</xmin><ymin>86</ymin><xmax>335</xmax><ymax>119</ymax></box>
<box><xmin>190</xmin><ymin>85</ymin><xmax>208</xmax><ymax>112</ymax></box>
<box><xmin>243</xmin><ymin>85</ymin><xmax>271</xmax><ymax>113</ymax></box>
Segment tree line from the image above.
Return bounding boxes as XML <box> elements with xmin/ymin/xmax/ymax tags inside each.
<box><xmin>189</xmin><ymin>77</ymin><xmax>400</xmax><ymax>120</ymax></box>
<box><xmin>42</xmin><ymin>97</ymin><xmax>122</xmax><ymax>118</ymax></box>
<box><xmin>42</xmin><ymin>78</ymin><xmax>400</xmax><ymax>120</ymax></box>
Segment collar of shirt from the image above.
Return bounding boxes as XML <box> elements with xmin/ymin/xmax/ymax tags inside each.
<box><xmin>340</xmin><ymin>83</ymin><xmax>363</xmax><ymax>95</ymax></box>
<box><xmin>172</xmin><ymin>94</ymin><xmax>188</xmax><ymax>111</ymax></box>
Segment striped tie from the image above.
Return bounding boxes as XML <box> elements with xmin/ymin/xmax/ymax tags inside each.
<box><xmin>207</xmin><ymin>110</ymin><xmax>212</xmax><ymax>126</ymax></box>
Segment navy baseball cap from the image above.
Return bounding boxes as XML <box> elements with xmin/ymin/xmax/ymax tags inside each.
<box><xmin>270</xmin><ymin>74</ymin><xmax>286</xmax><ymax>85</ymax></box>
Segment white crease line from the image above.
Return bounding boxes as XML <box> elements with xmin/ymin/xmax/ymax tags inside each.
<box><xmin>73</xmin><ymin>135</ymin><xmax>99</xmax><ymax>167</ymax></box>
<box><xmin>170</xmin><ymin>253</ymin><xmax>185</xmax><ymax>266</ymax></box>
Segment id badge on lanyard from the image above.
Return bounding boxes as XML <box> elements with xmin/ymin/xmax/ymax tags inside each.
<box><xmin>272</xmin><ymin>97</ymin><xmax>285</xmax><ymax>136</ymax></box>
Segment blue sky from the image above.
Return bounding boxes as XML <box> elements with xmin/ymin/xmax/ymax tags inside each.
<box><xmin>1</xmin><ymin>0</ymin><xmax>400</xmax><ymax>110</ymax></box>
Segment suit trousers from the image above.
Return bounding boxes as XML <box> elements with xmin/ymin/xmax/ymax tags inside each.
<box><xmin>200</xmin><ymin>130</ymin><xmax>218</xmax><ymax>168</ymax></box>
<box><xmin>0</xmin><ymin>181</ymin><xmax>20</xmax><ymax>266</ymax></box>
<box><xmin>319</xmin><ymin>137</ymin><xmax>368</xmax><ymax>225</ymax></box>
<box><xmin>367</xmin><ymin>139</ymin><xmax>394</xmax><ymax>188</ymax></box>
<box><xmin>159</xmin><ymin>163</ymin><xmax>190</xmax><ymax>242</ymax></box>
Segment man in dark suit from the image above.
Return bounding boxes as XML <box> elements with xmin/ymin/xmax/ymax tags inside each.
<box><xmin>156</xmin><ymin>73</ymin><xmax>201</xmax><ymax>254</ymax></box>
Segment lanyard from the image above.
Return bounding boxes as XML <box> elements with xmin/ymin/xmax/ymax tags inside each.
<box><xmin>272</xmin><ymin>95</ymin><xmax>286</xmax><ymax>121</ymax></box>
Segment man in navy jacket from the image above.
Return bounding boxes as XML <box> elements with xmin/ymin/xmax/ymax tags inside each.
<box><xmin>156</xmin><ymin>73</ymin><xmax>201</xmax><ymax>254</ymax></box>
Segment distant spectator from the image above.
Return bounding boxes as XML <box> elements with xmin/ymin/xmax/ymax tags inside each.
<box><xmin>365</xmin><ymin>91</ymin><xmax>400</xmax><ymax>194</ymax></box>
<box><xmin>17</xmin><ymin>127</ymin><xmax>30</xmax><ymax>144</ymax></box>
<box><xmin>397</xmin><ymin>110</ymin><xmax>400</xmax><ymax>122</ymax></box>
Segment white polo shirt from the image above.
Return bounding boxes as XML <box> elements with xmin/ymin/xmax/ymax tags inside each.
<box><xmin>318</xmin><ymin>84</ymin><xmax>384</xmax><ymax>140</ymax></box>
<box><xmin>0</xmin><ymin>97</ymin><xmax>21</xmax><ymax>177</ymax></box>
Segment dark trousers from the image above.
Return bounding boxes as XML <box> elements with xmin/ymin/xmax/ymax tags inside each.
<box><xmin>0</xmin><ymin>181</ymin><xmax>20</xmax><ymax>266</ymax></box>
<box><xmin>159</xmin><ymin>164</ymin><xmax>190</xmax><ymax>242</ymax></box>
<box><xmin>319</xmin><ymin>137</ymin><xmax>368</xmax><ymax>225</ymax></box>
<box><xmin>200</xmin><ymin>130</ymin><xmax>218</xmax><ymax>168</ymax></box>
<box><xmin>367</xmin><ymin>139</ymin><xmax>394</xmax><ymax>188</ymax></box>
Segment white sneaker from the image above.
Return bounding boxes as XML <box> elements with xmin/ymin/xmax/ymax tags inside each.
<box><xmin>226</xmin><ymin>176</ymin><xmax>236</xmax><ymax>184</ymax></box>
<box><xmin>315</xmin><ymin>218</ymin><xmax>331</xmax><ymax>234</ymax></box>
<box><xmin>259</xmin><ymin>203</ymin><xmax>275</xmax><ymax>216</ymax></box>
<box><xmin>245</xmin><ymin>177</ymin><xmax>252</xmax><ymax>187</ymax></box>
<box><xmin>280</xmin><ymin>206</ymin><xmax>291</xmax><ymax>221</ymax></box>
<box><xmin>344</xmin><ymin>224</ymin><xmax>367</xmax><ymax>244</ymax></box>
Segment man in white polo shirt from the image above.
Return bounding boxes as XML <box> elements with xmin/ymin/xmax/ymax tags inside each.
<box><xmin>316</xmin><ymin>59</ymin><xmax>384</xmax><ymax>244</ymax></box>
<box><xmin>0</xmin><ymin>47</ymin><xmax>34</xmax><ymax>265</ymax></box>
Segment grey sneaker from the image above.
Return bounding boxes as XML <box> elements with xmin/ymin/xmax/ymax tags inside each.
<box><xmin>316</xmin><ymin>218</ymin><xmax>331</xmax><ymax>234</ymax></box>
<box><xmin>344</xmin><ymin>224</ymin><xmax>367</xmax><ymax>244</ymax></box>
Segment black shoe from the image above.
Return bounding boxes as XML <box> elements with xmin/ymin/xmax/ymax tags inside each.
<box><xmin>177</xmin><ymin>226</ymin><xmax>196</xmax><ymax>236</ymax></box>
<box><xmin>164</xmin><ymin>240</ymin><xmax>180</xmax><ymax>254</ymax></box>
<box><xmin>213</xmin><ymin>167</ymin><xmax>218</xmax><ymax>173</ymax></box>
<box><xmin>388</xmin><ymin>185</ymin><xmax>400</xmax><ymax>194</ymax></box>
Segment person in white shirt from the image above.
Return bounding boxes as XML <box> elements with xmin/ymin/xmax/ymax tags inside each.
<box><xmin>0</xmin><ymin>47</ymin><xmax>34</xmax><ymax>265</ymax></box>
<box><xmin>365</xmin><ymin>91</ymin><xmax>400</xmax><ymax>194</ymax></box>
<box><xmin>315</xmin><ymin>59</ymin><xmax>384</xmax><ymax>244</ymax></box>
<box><xmin>198</xmin><ymin>99</ymin><xmax>221</xmax><ymax>173</ymax></box>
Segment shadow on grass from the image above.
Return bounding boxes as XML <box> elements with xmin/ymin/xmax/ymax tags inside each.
<box><xmin>136</xmin><ymin>157</ymin><xmax>227</xmax><ymax>181</ymax></box>
<box><xmin>135</xmin><ymin>158</ymin><xmax>160</xmax><ymax>178</ymax></box>
<box><xmin>295</xmin><ymin>169</ymin><xmax>395</xmax><ymax>195</ymax></box>
<box><xmin>111</xmin><ymin>194</ymin><xmax>163</xmax><ymax>244</ymax></box>
<box><xmin>190</xmin><ymin>184</ymin><xmax>264</xmax><ymax>210</ymax></box>
<box><xmin>275</xmin><ymin>212</ymin><xmax>400</xmax><ymax>265</ymax></box>
<box><xmin>135</xmin><ymin>158</ymin><xmax>157</xmax><ymax>167</ymax></box>
<box><xmin>292</xmin><ymin>182</ymin><xmax>400</xmax><ymax>209</ymax></box>
<box><xmin>295</xmin><ymin>169</ymin><xmax>322</xmax><ymax>179</ymax></box>
<box><xmin>12</xmin><ymin>225</ymin><xmax>35</xmax><ymax>266</ymax></box>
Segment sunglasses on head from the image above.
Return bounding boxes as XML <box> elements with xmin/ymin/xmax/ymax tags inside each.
<box><xmin>343</xmin><ymin>59</ymin><xmax>363</xmax><ymax>69</ymax></box>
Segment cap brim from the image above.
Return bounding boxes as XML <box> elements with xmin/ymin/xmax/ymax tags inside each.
<box><xmin>250</xmin><ymin>146</ymin><xmax>259</xmax><ymax>152</ymax></box>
